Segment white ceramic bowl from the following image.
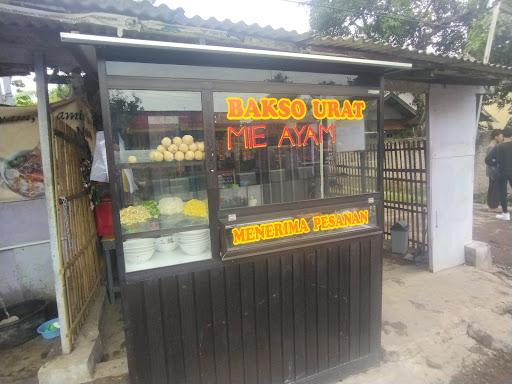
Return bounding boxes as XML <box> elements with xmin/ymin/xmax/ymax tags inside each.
<box><xmin>155</xmin><ymin>236</ymin><xmax>178</xmax><ymax>252</ymax></box>
<box><xmin>124</xmin><ymin>238</ymin><xmax>155</xmax><ymax>246</ymax></box>
<box><xmin>180</xmin><ymin>243</ymin><xmax>208</xmax><ymax>255</ymax></box>
<box><xmin>124</xmin><ymin>250</ymin><xmax>154</xmax><ymax>264</ymax></box>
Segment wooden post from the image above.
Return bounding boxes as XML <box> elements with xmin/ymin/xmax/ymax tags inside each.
<box><xmin>34</xmin><ymin>52</ymin><xmax>71</xmax><ymax>354</ymax></box>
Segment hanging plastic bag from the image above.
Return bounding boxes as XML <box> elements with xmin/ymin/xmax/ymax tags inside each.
<box><xmin>90</xmin><ymin>131</ymin><xmax>109</xmax><ymax>182</ymax></box>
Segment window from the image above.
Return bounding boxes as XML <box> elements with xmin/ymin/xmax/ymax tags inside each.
<box><xmin>108</xmin><ymin>90</ymin><xmax>211</xmax><ymax>272</ymax></box>
<box><xmin>213</xmin><ymin>92</ymin><xmax>378</xmax><ymax>209</ymax></box>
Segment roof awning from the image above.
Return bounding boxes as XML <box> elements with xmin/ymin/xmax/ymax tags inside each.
<box><xmin>60</xmin><ymin>32</ymin><xmax>412</xmax><ymax>74</ymax></box>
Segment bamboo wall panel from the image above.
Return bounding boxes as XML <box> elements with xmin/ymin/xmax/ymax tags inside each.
<box><xmin>123</xmin><ymin>234</ymin><xmax>382</xmax><ymax>384</ymax></box>
<box><xmin>52</xmin><ymin>119</ymin><xmax>101</xmax><ymax>347</ymax></box>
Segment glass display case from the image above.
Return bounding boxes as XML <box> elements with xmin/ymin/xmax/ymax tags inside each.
<box><xmin>107</xmin><ymin>90</ymin><xmax>211</xmax><ymax>272</ymax></box>
<box><xmin>104</xmin><ymin>63</ymin><xmax>383</xmax><ymax>274</ymax></box>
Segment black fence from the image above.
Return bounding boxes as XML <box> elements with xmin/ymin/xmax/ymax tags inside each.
<box><xmin>329</xmin><ymin>139</ymin><xmax>428</xmax><ymax>256</ymax></box>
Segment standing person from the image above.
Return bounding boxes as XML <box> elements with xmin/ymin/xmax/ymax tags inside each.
<box><xmin>486</xmin><ymin>130</ymin><xmax>504</xmax><ymax>210</ymax></box>
<box><xmin>486</xmin><ymin>127</ymin><xmax>512</xmax><ymax>221</ymax></box>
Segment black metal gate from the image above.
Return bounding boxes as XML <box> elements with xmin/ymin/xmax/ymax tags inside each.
<box><xmin>330</xmin><ymin>139</ymin><xmax>428</xmax><ymax>256</ymax></box>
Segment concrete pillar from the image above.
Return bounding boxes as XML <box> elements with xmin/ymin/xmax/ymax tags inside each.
<box><xmin>428</xmin><ymin>84</ymin><xmax>482</xmax><ymax>272</ymax></box>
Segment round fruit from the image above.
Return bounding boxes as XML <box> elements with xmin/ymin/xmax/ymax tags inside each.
<box><xmin>153</xmin><ymin>151</ymin><xmax>164</xmax><ymax>162</ymax></box>
<box><xmin>149</xmin><ymin>150</ymin><xmax>159</xmax><ymax>161</ymax></box>
<box><xmin>163</xmin><ymin>151</ymin><xmax>174</xmax><ymax>161</ymax></box>
<box><xmin>178</xmin><ymin>143</ymin><xmax>189</xmax><ymax>153</ymax></box>
<box><xmin>188</xmin><ymin>143</ymin><xmax>197</xmax><ymax>152</ymax></box>
<box><xmin>184</xmin><ymin>150</ymin><xmax>195</xmax><ymax>161</ymax></box>
<box><xmin>127</xmin><ymin>155</ymin><xmax>137</xmax><ymax>163</ymax></box>
<box><xmin>196</xmin><ymin>142</ymin><xmax>205</xmax><ymax>152</ymax></box>
<box><xmin>172</xmin><ymin>136</ymin><xmax>182</xmax><ymax>146</ymax></box>
<box><xmin>168</xmin><ymin>144</ymin><xmax>178</xmax><ymax>154</ymax></box>
<box><xmin>194</xmin><ymin>150</ymin><xmax>203</xmax><ymax>161</ymax></box>
<box><xmin>174</xmin><ymin>151</ymin><xmax>185</xmax><ymax>161</ymax></box>
<box><xmin>157</xmin><ymin>145</ymin><xmax>166</xmax><ymax>153</ymax></box>
<box><xmin>182</xmin><ymin>135</ymin><xmax>194</xmax><ymax>145</ymax></box>
<box><xmin>161</xmin><ymin>137</ymin><xmax>172</xmax><ymax>147</ymax></box>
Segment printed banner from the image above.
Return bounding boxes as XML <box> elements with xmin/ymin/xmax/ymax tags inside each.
<box><xmin>0</xmin><ymin>99</ymin><xmax>93</xmax><ymax>202</ymax></box>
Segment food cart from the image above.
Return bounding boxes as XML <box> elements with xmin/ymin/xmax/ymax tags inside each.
<box><xmin>73</xmin><ymin>33</ymin><xmax>412</xmax><ymax>384</ymax></box>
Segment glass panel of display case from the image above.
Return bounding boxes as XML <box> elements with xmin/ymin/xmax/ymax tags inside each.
<box><xmin>108</xmin><ymin>90</ymin><xmax>211</xmax><ymax>271</ymax></box>
<box><xmin>106</xmin><ymin>61</ymin><xmax>380</xmax><ymax>87</ymax></box>
<box><xmin>213</xmin><ymin>92</ymin><xmax>378</xmax><ymax>209</ymax></box>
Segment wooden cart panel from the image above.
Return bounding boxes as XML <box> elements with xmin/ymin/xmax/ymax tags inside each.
<box><xmin>122</xmin><ymin>233</ymin><xmax>382</xmax><ymax>384</ymax></box>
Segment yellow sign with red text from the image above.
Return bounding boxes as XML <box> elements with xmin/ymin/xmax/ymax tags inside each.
<box><xmin>231</xmin><ymin>209</ymin><xmax>370</xmax><ymax>246</ymax></box>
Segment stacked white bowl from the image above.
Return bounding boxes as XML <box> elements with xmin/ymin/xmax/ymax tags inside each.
<box><xmin>176</xmin><ymin>229</ymin><xmax>210</xmax><ymax>255</ymax></box>
<box><xmin>123</xmin><ymin>238</ymin><xmax>155</xmax><ymax>264</ymax></box>
<box><xmin>155</xmin><ymin>235</ymin><xmax>178</xmax><ymax>252</ymax></box>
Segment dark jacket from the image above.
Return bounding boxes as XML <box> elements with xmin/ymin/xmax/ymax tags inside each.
<box><xmin>485</xmin><ymin>141</ymin><xmax>512</xmax><ymax>178</ymax></box>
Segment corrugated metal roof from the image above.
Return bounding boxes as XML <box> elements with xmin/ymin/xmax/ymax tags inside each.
<box><xmin>1</xmin><ymin>0</ymin><xmax>511</xmax><ymax>81</ymax></box>
<box><xmin>309</xmin><ymin>36</ymin><xmax>512</xmax><ymax>75</ymax></box>
<box><xmin>10</xmin><ymin>0</ymin><xmax>309</xmax><ymax>42</ymax></box>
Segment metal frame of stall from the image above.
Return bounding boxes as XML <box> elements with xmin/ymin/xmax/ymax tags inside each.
<box><xmin>63</xmin><ymin>32</ymin><xmax>412</xmax><ymax>384</ymax></box>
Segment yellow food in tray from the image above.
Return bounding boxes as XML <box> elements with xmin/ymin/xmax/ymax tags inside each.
<box><xmin>183</xmin><ymin>199</ymin><xmax>208</xmax><ymax>218</ymax></box>
<box><xmin>120</xmin><ymin>205</ymin><xmax>152</xmax><ymax>226</ymax></box>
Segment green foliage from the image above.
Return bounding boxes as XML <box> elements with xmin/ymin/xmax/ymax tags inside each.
<box><xmin>49</xmin><ymin>84</ymin><xmax>71</xmax><ymax>104</ymax></box>
<box><xmin>13</xmin><ymin>84</ymin><xmax>71</xmax><ymax>106</ymax></box>
<box><xmin>14</xmin><ymin>91</ymin><xmax>35</xmax><ymax>106</ymax></box>
<box><xmin>109</xmin><ymin>90</ymin><xmax>144</xmax><ymax>114</ymax></box>
<box><xmin>466</xmin><ymin>11</ymin><xmax>512</xmax><ymax>109</ymax></box>
<box><xmin>109</xmin><ymin>91</ymin><xmax>144</xmax><ymax>140</ymax></box>
<box><xmin>309</xmin><ymin>0</ymin><xmax>511</xmax><ymax>111</ymax></box>
<box><xmin>309</xmin><ymin>0</ymin><xmax>488</xmax><ymax>53</ymax></box>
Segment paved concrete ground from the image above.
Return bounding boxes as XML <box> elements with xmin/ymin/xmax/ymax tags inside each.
<box><xmin>339</xmin><ymin>259</ymin><xmax>512</xmax><ymax>384</ymax></box>
<box><xmin>473</xmin><ymin>203</ymin><xmax>512</xmax><ymax>266</ymax></box>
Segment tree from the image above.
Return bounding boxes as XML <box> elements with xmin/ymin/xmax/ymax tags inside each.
<box><xmin>309</xmin><ymin>0</ymin><xmax>489</xmax><ymax>53</ymax></box>
<box><xmin>466</xmin><ymin>9</ymin><xmax>512</xmax><ymax>108</ymax></box>
<box><xmin>309</xmin><ymin>0</ymin><xmax>512</xmax><ymax>121</ymax></box>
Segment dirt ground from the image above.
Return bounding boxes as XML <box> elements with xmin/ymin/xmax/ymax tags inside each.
<box><xmin>100</xmin><ymin>299</ymin><xmax>126</xmax><ymax>362</ymax></box>
<box><xmin>473</xmin><ymin>203</ymin><xmax>512</xmax><ymax>266</ymax></box>
<box><xmin>450</xmin><ymin>350</ymin><xmax>512</xmax><ymax>384</ymax></box>
<box><xmin>339</xmin><ymin>258</ymin><xmax>512</xmax><ymax>384</ymax></box>
<box><xmin>0</xmin><ymin>336</ymin><xmax>60</xmax><ymax>384</ymax></box>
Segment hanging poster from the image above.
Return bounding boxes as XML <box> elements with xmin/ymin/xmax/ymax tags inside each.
<box><xmin>0</xmin><ymin>99</ymin><xmax>94</xmax><ymax>202</ymax></box>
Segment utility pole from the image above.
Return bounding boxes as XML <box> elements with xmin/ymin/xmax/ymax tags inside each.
<box><xmin>476</xmin><ymin>0</ymin><xmax>501</xmax><ymax>126</ymax></box>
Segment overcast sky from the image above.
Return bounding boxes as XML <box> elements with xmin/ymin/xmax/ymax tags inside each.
<box><xmin>156</xmin><ymin>0</ymin><xmax>310</xmax><ymax>33</ymax></box>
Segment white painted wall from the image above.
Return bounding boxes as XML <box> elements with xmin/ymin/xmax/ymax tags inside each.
<box><xmin>0</xmin><ymin>199</ymin><xmax>55</xmax><ymax>305</ymax></box>
<box><xmin>428</xmin><ymin>84</ymin><xmax>482</xmax><ymax>272</ymax></box>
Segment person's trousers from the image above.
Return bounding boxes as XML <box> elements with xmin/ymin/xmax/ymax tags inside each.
<box><xmin>488</xmin><ymin>177</ymin><xmax>500</xmax><ymax>209</ymax></box>
<box><xmin>498</xmin><ymin>175</ymin><xmax>512</xmax><ymax>213</ymax></box>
